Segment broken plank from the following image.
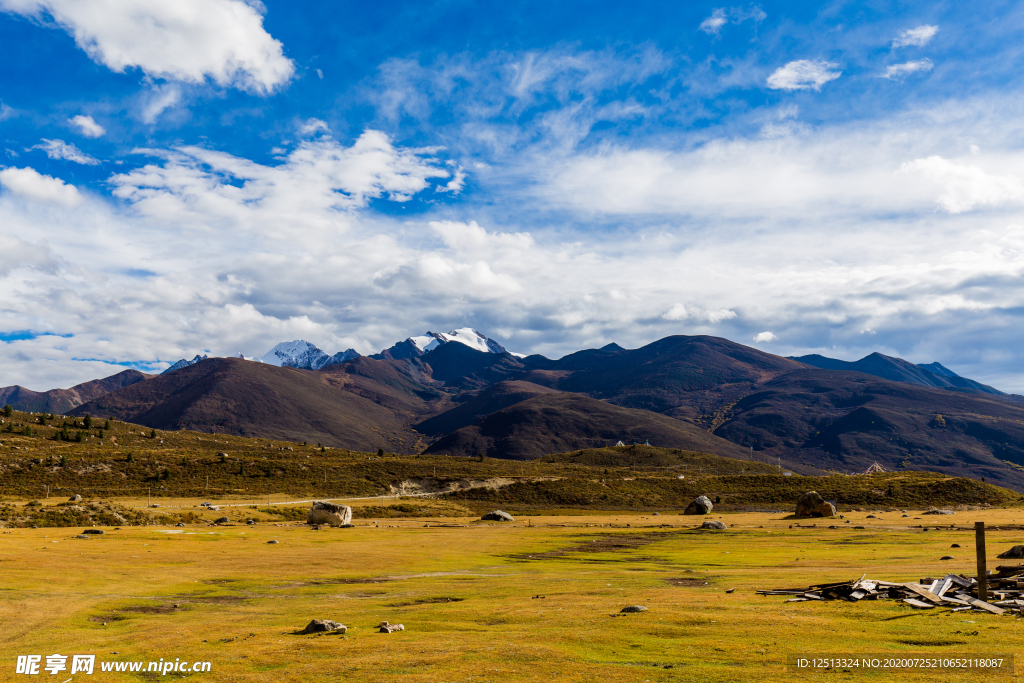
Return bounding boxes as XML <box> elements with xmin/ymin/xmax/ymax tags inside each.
<box><xmin>903</xmin><ymin>598</ymin><xmax>936</xmax><ymax>609</ymax></box>
<box><xmin>957</xmin><ymin>595</ymin><xmax>1006</xmax><ymax>615</ymax></box>
<box><xmin>903</xmin><ymin>583</ymin><xmax>946</xmax><ymax>604</ymax></box>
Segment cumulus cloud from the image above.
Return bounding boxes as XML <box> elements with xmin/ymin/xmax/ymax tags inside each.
<box><xmin>0</xmin><ymin>167</ymin><xmax>83</xmax><ymax>206</ymax></box>
<box><xmin>901</xmin><ymin>156</ymin><xmax>1024</xmax><ymax>213</ymax></box>
<box><xmin>298</xmin><ymin>118</ymin><xmax>329</xmax><ymax>136</ymax></box>
<box><xmin>0</xmin><ymin>0</ymin><xmax>294</xmax><ymax>92</ymax></box>
<box><xmin>893</xmin><ymin>25</ymin><xmax>939</xmax><ymax>48</ymax></box>
<box><xmin>68</xmin><ymin>114</ymin><xmax>105</xmax><ymax>138</ymax></box>
<box><xmin>30</xmin><ymin>139</ymin><xmax>100</xmax><ymax>165</ymax></box>
<box><xmin>753</xmin><ymin>331</ymin><xmax>777</xmax><ymax>343</ymax></box>
<box><xmin>882</xmin><ymin>59</ymin><xmax>933</xmax><ymax>80</ymax></box>
<box><xmin>109</xmin><ymin>130</ymin><xmax>454</xmax><ymax>232</ymax></box>
<box><xmin>0</xmin><ymin>236</ymin><xmax>62</xmax><ymax>276</ymax></box>
<box><xmin>767</xmin><ymin>60</ymin><xmax>841</xmax><ymax>91</ymax></box>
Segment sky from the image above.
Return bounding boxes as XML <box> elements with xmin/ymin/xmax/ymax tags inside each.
<box><xmin>2</xmin><ymin>0</ymin><xmax>1024</xmax><ymax>393</ymax></box>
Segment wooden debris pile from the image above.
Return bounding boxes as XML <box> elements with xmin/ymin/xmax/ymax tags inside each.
<box><xmin>757</xmin><ymin>568</ymin><xmax>1024</xmax><ymax>615</ymax></box>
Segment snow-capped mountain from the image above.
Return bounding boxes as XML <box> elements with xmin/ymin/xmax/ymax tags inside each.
<box><xmin>162</xmin><ymin>354</ymin><xmax>208</xmax><ymax>374</ymax></box>
<box><xmin>378</xmin><ymin>328</ymin><xmax>516</xmax><ymax>359</ymax></box>
<box><xmin>262</xmin><ymin>340</ymin><xmax>359</xmax><ymax>370</ymax></box>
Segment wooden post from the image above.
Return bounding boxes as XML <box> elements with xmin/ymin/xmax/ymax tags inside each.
<box><xmin>976</xmin><ymin>521</ymin><xmax>987</xmax><ymax>601</ymax></box>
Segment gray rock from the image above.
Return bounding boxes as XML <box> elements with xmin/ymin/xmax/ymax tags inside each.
<box><xmin>940</xmin><ymin>556</ymin><xmax>954</xmax><ymax>560</ymax></box>
<box><xmin>307</xmin><ymin>501</ymin><xmax>352</xmax><ymax>527</ymax></box>
<box><xmin>700</xmin><ymin>520</ymin><xmax>727</xmax><ymax>530</ymax></box>
<box><xmin>300</xmin><ymin>619</ymin><xmax>346</xmax><ymax>634</ymax></box>
<box><xmin>82</xmin><ymin>529</ymin><xmax>103</xmax><ymax>535</ymax></box>
<box><xmin>218</xmin><ymin>452</ymin><xmax>228</xmax><ymax>458</ymax></box>
<box><xmin>69</xmin><ymin>494</ymin><xmax>82</xmax><ymax>502</ymax></box>
<box><xmin>378</xmin><ymin>621</ymin><xmax>404</xmax><ymax>633</ymax></box>
<box><xmin>481</xmin><ymin>510</ymin><xmax>514</xmax><ymax>522</ymax></box>
<box><xmin>175</xmin><ymin>522</ymin><xmax>185</xmax><ymax>527</ymax></box>
<box><xmin>620</xmin><ymin>605</ymin><xmax>647</xmax><ymax>613</ymax></box>
<box><xmin>214</xmin><ymin>516</ymin><xmax>230</xmax><ymax>524</ymax></box>
<box><xmin>340</xmin><ymin>524</ymin><xmax>355</xmax><ymax>528</ymax></box>
<box><xmin>267</xmin><ymin>540</ymin><xmax>279</xmax><ymax>544</ymax></box>
<box><xmin>75</xmin><ymin>535</ymin><xmax>90</xmax><ymax>539</ymax></box>
<box><xmin>951</xmin><ymin>543</ymin><xmax>961</xmax><ymax>548</ymax></box>
<box><xmin>796</xmin><ymin>491</ymin><xmax>836</xmax><ymax>517</ymax></box>
<box><xmin>923</xmin><ymin>509</ymin><xmax>955</xmax><ymax>515</ymax></box>
<box><xmin>684</xmin><ymin>495</ymin><xmax>713</xmax><ymax>515</ymax></box>
<box><xmin>997</xmin><ymin>545</ymin><xmax>1024</xmax><ymax>559</ymax></box>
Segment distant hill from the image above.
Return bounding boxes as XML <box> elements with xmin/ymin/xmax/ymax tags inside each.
<box><xmin>0</xmin><ymin>369</ymin><xmax>150</xmax><ymax>414</ymax></box>
<box><xmin>422</xmin><ymin>392</ymin><xmax>767</xmax><ymax>463</ymax></box>
<box><xmin>791</xmin><ymin>352</ymin><xmax>1004</xmax><ymax>395</ymax></box>
<box><xmin>71</xmin><ymin>358</ymin><xmax>429</xmax><ymax>453</ymax></box>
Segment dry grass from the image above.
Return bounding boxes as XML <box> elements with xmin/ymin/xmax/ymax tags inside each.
<box><xmin>2</xmin><ymin>505</ymin><xmax>1023</xmax><ymax>682</ymax></box>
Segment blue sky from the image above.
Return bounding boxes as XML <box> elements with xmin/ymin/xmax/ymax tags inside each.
<box><xmin>2</xmin><ymin>0</ymin><xmax>1024</xmax><ymax>393</ymax></box>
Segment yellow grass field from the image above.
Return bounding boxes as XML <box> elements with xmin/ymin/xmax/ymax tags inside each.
<box><xmin>3</xmin><ymin>503</ymin><xmax>1024</xmax><ymax>682</ymax></box>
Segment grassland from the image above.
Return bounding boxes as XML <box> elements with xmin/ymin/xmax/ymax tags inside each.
<box><xmin>3</xmin><ymin>410</ymin><xmax>1024</xmax><ymax>681</ymax></box>
<box><xmin>3</xmin><ymin>509</ymin><xmax>1024</xmax><ymax>682</ymax></box>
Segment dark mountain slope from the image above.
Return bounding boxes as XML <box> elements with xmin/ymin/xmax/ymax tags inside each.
<box><xmin>0</xmin><ymin>369</ymin><xmax>151</xmax><ymax>414</ymax></box>
<box><xmin>422</xmin><ymin>393</ymin><xmax>765</xmax><ymax>463</ymax></box>
<box><xmin>793</xmin><ymin>352</ymin><xmax>1004</xmax><ymax>395</ymax></box>
<box><xmin>70</xmin><ymin>358</ymin><xmax>424</xmax><ymax>452</ymax></box>
<box><xmin>417</xmin><ymin>342</ymin><xmax>525</xmax><ymax>389</ymax></box>
<box><xmin>554</xmin><ymin>335</ymin><xmax>806</xmax><ymax>415</ymax></box>
<box><xmin>712</xmin><ymin>368</ymin><xmax>1024</xmax><ymax>489</ymax></box>
<box><xmin>413</xmin><ymin>380</ymin><xmax>559</xmax><ymax>436</ymax></box>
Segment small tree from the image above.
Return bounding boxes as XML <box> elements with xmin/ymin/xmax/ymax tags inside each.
<box><xmin>21</xmin><ymin>425</ymin><xmax>33</xmax><ymax>436</ymax></box>
<box><xmin>60</xmin><ymin>455</ymin><xmax>67</xmax><ymax>467</ymax></box>
<box><xmin>126</xmin><ymin>452</ymin><xmax>134</xmax><ymax>463</ymax></box>
<box><xmin>2</xmin><ymin>404</ymin><xmax>12</xmax><ymax>417</ymax></box>
<box><xmin>104</xmin><ymin>419</ymin><xmax>110</xmax><ymax>429</ymax></box>
<box><xmin>219</xmin><ymin>453</ymin><xmax>227</xmax><ymax>464</ymax></box>
<box><xmin>150</xmin><ymin>429</ymin><xmax>157</xmax><ymax>439</ymax></box>
<box><xmin>377</xmin><ymin>448</ymin><xmax>384</xmax><ymax>457</ymax></box>
<box><xmin>75</xmin><ymin>431</ymin><xmax>85</xmax><ymax>443</ymax></box>
<box><xmin>84</xmin><ymin>414</ymin><xmax>92</xmax><ymax>429</ymax></box>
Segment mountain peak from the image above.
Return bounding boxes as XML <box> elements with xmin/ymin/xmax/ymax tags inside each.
<box><xmin>377</xmin><ymin>328</ymin><xmax>511</xmax><ymax>360</ymax></box>
<box><xmin>263</xmin><ymin>340</ymin><xmax>359</xmax><ymax>371</ymax></box>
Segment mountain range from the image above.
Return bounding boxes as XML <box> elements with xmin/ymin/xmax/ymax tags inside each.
<box><xmin>5</xmin><ymin>330</ymin><xmax>1024</xmax><ymax>490</ymax></box>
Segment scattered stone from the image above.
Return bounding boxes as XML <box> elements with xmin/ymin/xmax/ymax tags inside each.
<box><xmin>796</xmin><ymin>491</ymin><xmax>835</xmax><ymax>517</ymax></box>
<box><xmin>69</xmin><ymin>494</ymin><xmax>82</xmax><ymax>502</ymax></box>
<box><xmin>481</xmin><ymin>510</ymin><xmax>514</xmax><ymax>522</ymax></box>
<box><xmin>902</xmin><ymin>514</ymin><xmax>910</xmax><ymax>518</ymax></box>
<box><xmin>149</xmin><ymin>504</ymin><xmax>160</xmax><ymax>508</ymax></box>
<box><xmin>307</xmin><ymin>501</ymin><xmax>353</xmax><ymax>527</ymax></box>
<box><xmin>684</xmin><ymin>495</ymin><xmax>713</xmax><ymax>515</ymax></box>
<box><xmin>300</xmin><ymin>619</ymin><xmax>346</xmax><ymax>634</ymax></box>
<box><xmin>620</xmin><ymin>605</ymin><xmax>647</xmax><ymax>613</ymax></box>
<box><xmin>214</xmin><ymin>517</ymin><xmax>230</xmax><ymax>524</ymax></box>
<box><xmin>267</xmin><ymin>540</ymin><xmax>279</xmax><ymax>544</ymax></box>
<box><xmin>940</xmin><ymin>556</ymin><xmax>955</xmax><ymax>560</ymax></box>
<box><xmin>246</xmin><ymin>520</ymin><xmax>256</xmax><ymax>525</ymax></box>
<box><xmin>700</xmin><ymin>520</ymin><xmax>727</xmax><ymax>530</ymax></box>
<box><xmin>82</xmin><ymin>529</ymin><xmax>103</xmax><ymax>535</ymax></box>
<box><xmin>997</xmin><ymin>545</ymin><xmax>1024</xmax><ymax>559</ymax></box>
<box><xmin>74</xmin><ymin>535</ymin><xmax>90</xmax><ymax>539</ymax></box>
<box><xmin>340</xmin><ymin>524</ymin><xmax>355</xmax><ymax>528</ymax></box>
<box><xmin>653</xmin><ymin>512</ymin><xmax>661</xmax><ymax>516</ymax></box>
<box><xmin>726</xmin><ymin>588</ymin><xmax>736</xmax><ymax>593</ymax></box>
<box><xmin>866</xmin><ymin>515</ymin><xmax>877</xmax><ymax>519</ymax></box>
<box><xmin>951</xmin><ymin>543</ymin><xmax>961</xmax><ymax>548</ymax></box>
<box><xmin>923</xmin><ymin>509</ymin><xmax>955</xmax><ymax>515</ymax></box>
<box><xmin>175</xmin><ymin>522</ymin><xmax>185</xmax><ymax>527</ymax></box>
<box><xmin>218</xmin><ymin>452</ymin><xmax>228</xmax><ymax>458</ymax></box>
<box><xmin>378</xmin><ymin>621</ymin><xmax>404</xmax><ymax>633</ymax></box>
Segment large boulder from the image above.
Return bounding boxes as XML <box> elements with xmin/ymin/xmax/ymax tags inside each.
<box><xmin>700</xmin><ymin>520</ymin><xmax>727</xmax><ymax>530</ymax></box>
<box><xmin>481</xmin><ymin>510</ymin><xmax>514</xmax><ymax>522</ymax></box>
<box><xmin>69</xmin><ymin>494</ymin><xmax>82</xmax><ymax>502</ymax></box>
<box><xmin>307</xmin><ymin>501</ymin><xmax>352</xmax><ymax>527</ymax></box>
<box><xmin>300</xmin><ymin>619</ymin><xmax>346</xmax><ymax>634</ymax></box>
<box><xmin>684</xmin><ymin>495</ymin><xmax>713</xmax><ymax>515</ymax></box>
<box><xmin>997</xmin><ymin>545</ymin><xmax>1024</xmax><ymax>559</ymax></box>
<box><xmin>795</xmin><ymin>491</ymin><xmax>835</xmax><ymax>517</ymax></box>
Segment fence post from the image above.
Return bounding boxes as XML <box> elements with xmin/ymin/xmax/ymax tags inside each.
<box><xmin>976</xmin><ymin>521</ymin><xmax>987</xmax><ymax>601</ymax></box>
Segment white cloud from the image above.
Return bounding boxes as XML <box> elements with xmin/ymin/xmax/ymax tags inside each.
<box><xmin>893</xmin><ymin>25</ymin><xmax>939</xmax><ymax>48</ymax></box>
<box><xmin>298</xmin><ymin>118</ymin><xmax>329</xmax><ymax>136</ymax></box>
<box><xmin>30</xmin><ymin>139</ymin><xmax>100</xmax><ymax>165</ymax></box>
<box><xmin>0</xmin><ymin>0</ymin><xmax>294</xmax><ymax>92</ymax></box>
<box><xmin>315</xmin><ymin>68</ymin><xmax>323</xmax><ymax>79</ymax></box>
<box><xmin>139</xmin><ymin>83</ymin><xmax>182</xmax><ymax>124</ymax></box>
<box><xmin>109</xmin><ymin>130</ymin><xmax>454</xmax><ymax>234</ymax></box>
<box><xmin>901</xmin><ymin>156</ymin><xmax>1024</xmax><ymax>213</ymax></box>
<box><xmin>699</xmin><ymin>9</ymin><xmax>727</xmax><ymax>35</ymax></box>
<box><xmin>753</xmin><ymin>331</ymin><xmax>777</xmax><ymax>343</ymax></box>
<box><xmin>662</xmin><ymin>303</ymin><xmax>689</xmax><ymax>321</ymax></box>
<box><xmin>767</xmin><ymin>60</ymin><xmax>841</xmax><ymax>91</ymax></box>
<box><xmin>0</xmin><ymin>167</ymin><xmax>83</xmax><ymax>206</ymax></box>
<box><xmin>882</xmin><ymin>59</ymin><xmax>933</xmax><ymax>80</ymax></box>
<box><xmin>0</xmin><ymin>236</ymin><xmax>61</xmax><ymax>276</ymax></box>
<box><xmin>68</xmin><ymin>114</ymin><xmax>105</xmax><ymax>138</ymax></box>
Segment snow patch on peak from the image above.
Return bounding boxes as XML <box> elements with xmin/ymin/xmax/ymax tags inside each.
<box><xmin>381</xmin><ymin>328</ymin><xmax>512</xmax><ymax>358</ymax></box>
<box><xmin>262</xmin><ymin>340</ymin><xmax>360</xmax><ymax>370</ymax></box>
<box><xmin>162</xmin><ymin>354</ymin><xmax>208</xmax><ymax>374</ymax></box>
<box><xmin>432</xmin><ymin>328</ymin><xmax>507</xmax><ymax>354</ymax></box>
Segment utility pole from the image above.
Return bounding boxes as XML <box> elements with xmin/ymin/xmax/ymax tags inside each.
<box><xmin>976</xmin><ymin>521</ymin><xmax>988</xmax><ymax>601</ymax></box>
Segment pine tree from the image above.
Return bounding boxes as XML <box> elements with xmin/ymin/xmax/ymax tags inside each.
<box><xmin>84</xmin><ymin>414</ymin><xmax>92</xmax><ymax>429</ymax></box>
<box><xmin>2</xmin><ymin>404</ymin><xmax>11</xmax><ymax>417</ymax></box>
<box><xmin>150</xmin><ymin>429</ymin><xmax>157</xmax><ymax>439</ymax></box>
<box><xmin>104</xmin><ymin>419</ymin><xmax>110</xmax><ymax>429</ymax></box>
